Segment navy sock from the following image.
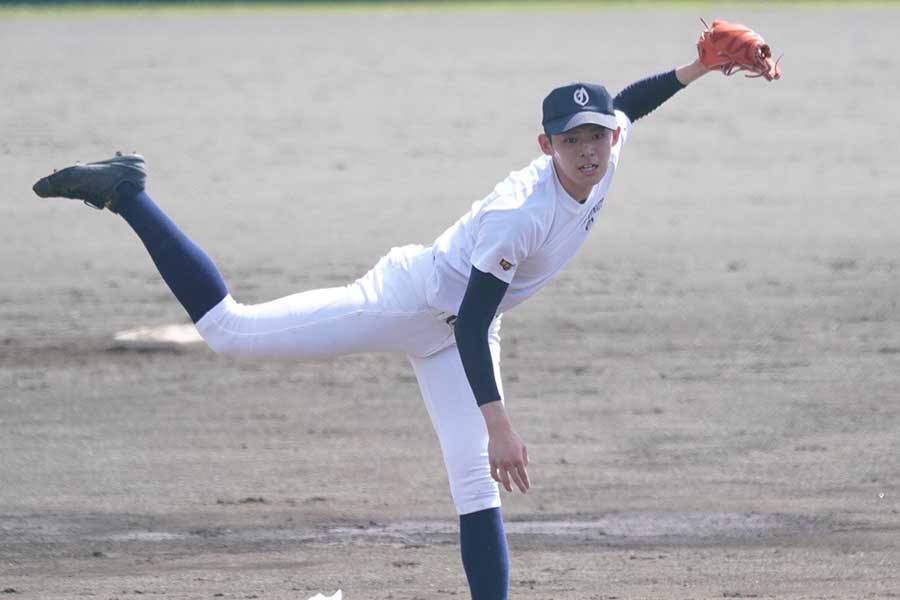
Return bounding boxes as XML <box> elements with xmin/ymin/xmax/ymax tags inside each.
<box><xmin>116</xmin><ymin>185</ymin><xmax>228</xmax><ymax>323</ymax></box>
<box><xmin>459</xmin><ymin>507</ymin><xmax>509</xmax><ymax>600</ymax></box>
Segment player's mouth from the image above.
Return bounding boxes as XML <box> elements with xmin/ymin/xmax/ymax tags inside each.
<box><xmin>578</xmin><ymin>163</ymin><xmax>600</xmax><ymax>176</ymax></box>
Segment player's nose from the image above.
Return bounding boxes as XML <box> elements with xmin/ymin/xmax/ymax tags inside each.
<box><xmin>579</xmin><ymin>144</ymin><xmax>598</xmax><ymax>158</ymax></box>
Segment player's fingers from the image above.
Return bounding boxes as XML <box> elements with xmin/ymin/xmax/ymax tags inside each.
<box><xmin>523</xmin><ymin>445</ymin><xmax>529</xmax><ymax>466</ymax></box>
<box><xmin>498</xmin><ymin>466</ymin><xmax>513</xmax><ymax>493</ymax></box>
<box><xmin>517</xmin><ymin>463</ymin><xmax>530</xmax><ymax>492</ymax></box>
<box><xmin>490</xmin><ymin>462</ymin><xmax>500</xmax><ymax>484</ymax></box>
<box><xmin>510</xmin><ymin>466</ymin><xmax>528</xmax><ymax>494</ymax></box>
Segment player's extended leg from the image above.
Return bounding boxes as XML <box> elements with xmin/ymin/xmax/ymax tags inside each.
<box><xmin>33</xmin><ymin>153</ymin><xmax>228</xmax><ymax>323</ymax></box>
<box><xmin>33</xmin><ymin>154</ymin><xmax>454</xmax><ymax>359</ymax></box>
<box><xmin>408</xmin><ymin>339</ymin><xmax>509</xmax><ymax>600</ymax></box>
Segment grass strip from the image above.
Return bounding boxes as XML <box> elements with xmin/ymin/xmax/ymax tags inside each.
<box><xmin>1</xmin><ymin>0</ymin><xmax>897</xmax><ymax>18</ymax></box>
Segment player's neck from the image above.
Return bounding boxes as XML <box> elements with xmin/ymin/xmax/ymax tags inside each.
<box><xmin>551</xmin><ymin>160</ymin><xmax>591</xmax><ymax>204</ymax></box>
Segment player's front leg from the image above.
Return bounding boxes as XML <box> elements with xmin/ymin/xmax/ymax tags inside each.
<box><xmin>409</xmin><ymin>345</ymin><xmax>509</xmax><ymax>600</ymax></box>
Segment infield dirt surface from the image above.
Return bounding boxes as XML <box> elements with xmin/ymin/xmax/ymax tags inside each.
<box><xmin>2</xmin><ymin>4</ymin><xmax>899</xmax><ymax>599</ymax></box>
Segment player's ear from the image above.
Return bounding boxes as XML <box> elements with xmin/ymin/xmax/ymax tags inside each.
<box><xmin>610</xmin><ymin>126</ymin><xmax>621</xmax><ymax>146</ymax></box>
<box><xmin>538</xmin><ymin>133</ymin><xmax>553</xmax><ymax>155</ymax></box>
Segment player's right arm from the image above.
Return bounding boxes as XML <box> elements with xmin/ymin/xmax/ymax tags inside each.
<box><xmin>455</xmin><ymin>267</ymin><xmax>530</xmax><ymax>495</ymax></box>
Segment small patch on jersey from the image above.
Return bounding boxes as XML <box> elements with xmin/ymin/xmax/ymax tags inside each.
<box><xmin>499</xmin><ymin>259</ymin><xmax>514</xmax><ymax>271</ymax></box>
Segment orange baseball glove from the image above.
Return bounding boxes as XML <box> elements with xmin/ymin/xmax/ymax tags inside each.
<box><xmin>697</xmin><ymin>18</ymin><xmax>781</xmax><ymax>81</ymax></box>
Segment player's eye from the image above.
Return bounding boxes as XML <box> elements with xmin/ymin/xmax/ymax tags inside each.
<box><xmin>564</xmin><ymin>137</ymin><xmax>577</xmax><ymax>144</ymax></box>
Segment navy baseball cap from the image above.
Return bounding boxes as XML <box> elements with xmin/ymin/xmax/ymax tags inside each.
<box><xmin>542</xmin><ymin>82</ymin><xmax>617</xmax><ymax>134</ymax></box>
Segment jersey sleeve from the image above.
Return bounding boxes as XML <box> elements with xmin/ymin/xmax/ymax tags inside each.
<box><xmin>469</xmin><ymin>203</ymin><xmax>537</xmax><ymax>284</ymax></box>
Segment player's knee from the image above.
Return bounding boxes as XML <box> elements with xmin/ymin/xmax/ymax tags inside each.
<box><xmin>198</xmin><ymin>319</ymin><xmax>255</xmax><ymax>357</ymax></box>
<box><xmin>451</xmin><ymin>479</ymin><xmax>501</xmax><ymax>516</ymax></box>
<box><xmin>195</xmin><ymin>299</ymin><xmax>269</xmax><ymax>358</ymax></box>
<box><xmin>443</xmin><ymin>457</ymin><xmax>498</xmax><ymax>514</ymax></box>
<box><xmin>201</xmin><ymin>331</ymin><xmax>239</xmax><ymax>356</ymax></box>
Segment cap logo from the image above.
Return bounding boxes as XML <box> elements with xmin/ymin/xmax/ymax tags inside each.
<box><xmin>573</xmin><ymin>87</ymin><xmax>590</xmax><ymax>107</ymax></box>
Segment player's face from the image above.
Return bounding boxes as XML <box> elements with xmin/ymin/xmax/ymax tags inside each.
<box><xmin>538</xmin><ymin>124</ymin><xmax>621</xmax><ymax>203</ymax></box>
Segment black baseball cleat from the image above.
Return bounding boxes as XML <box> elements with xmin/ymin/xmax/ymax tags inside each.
<box><xmin>32</xmin><ymin>152</ymin><xmax>147</xmax><ymax>213</ymax></box>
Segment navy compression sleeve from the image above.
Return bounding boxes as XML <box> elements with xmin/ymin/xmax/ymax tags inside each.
<box><xmin>454</xmin><ymin>267</ymin><xmax>509</xmax><ymax>407</ymax></box>
<box><xmin>613</xmin><ymin>70</ymin><xmax>685</xmax><ymax>123</ymax></box>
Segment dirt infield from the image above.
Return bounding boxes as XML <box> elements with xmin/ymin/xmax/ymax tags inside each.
<box><xmin>2</xmin><ymin>5</ymin><xmax>899</xmax><ymax>599</ymax></box>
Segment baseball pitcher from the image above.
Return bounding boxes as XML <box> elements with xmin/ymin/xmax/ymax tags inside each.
<box><xmin>32</xmin><ymin>20</ymin><xmax>779</xmax><ymax>600</ymax></box>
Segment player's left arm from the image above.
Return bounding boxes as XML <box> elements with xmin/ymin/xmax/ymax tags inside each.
<box><xmin>612</xmin><ymin>59</ymin><xmax>711</xmax><ymax>124</ymax></box>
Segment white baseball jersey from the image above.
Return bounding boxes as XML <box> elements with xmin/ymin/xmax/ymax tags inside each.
<box><xmin>426</xmin><ymin>110</ymin><xmax>632</xmax><ymax>316</ymax></box>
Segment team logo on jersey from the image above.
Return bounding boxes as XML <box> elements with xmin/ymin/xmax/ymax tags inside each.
<box><xmin>584</xmin><ymin>197</ymin><xmax>604</xmax><ymax>231</ymax></box>
<box><xmin>573</xmin><ymin>87</ymin><xmax>590</xmax><ymax>107</ymax></box>
<box><xmin>499</xmin><ymin>259</ymin><xmax>514</xmax><ymax>271</ymax></box>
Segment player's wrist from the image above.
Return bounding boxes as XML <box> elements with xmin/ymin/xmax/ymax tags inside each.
<box><xmin>675</xmin><ymin>60</ymin><xmax>710</xmax><ymax>86</ymax></box>
<box><xmin>480</xmin><ymin>400</ymin><xmax>512</xmax><ymax>433</ymax></box>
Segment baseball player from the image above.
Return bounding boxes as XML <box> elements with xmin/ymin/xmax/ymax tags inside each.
<box><xmin>32</xmin><ymin>21</ymin><xmax>779</xmax><ymax>600</ymax></box>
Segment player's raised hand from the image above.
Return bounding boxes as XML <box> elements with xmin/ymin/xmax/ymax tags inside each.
<box><xmin>696</xmin><ymin>18</ymin><xmax>782</xmax><ymax>81</ymax></box>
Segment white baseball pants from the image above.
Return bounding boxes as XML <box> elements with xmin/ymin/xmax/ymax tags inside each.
<box><xmin>195</xmin><ymin>244</ymin><xmax>502</xmax><ymax>515</ymax></box>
